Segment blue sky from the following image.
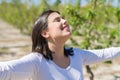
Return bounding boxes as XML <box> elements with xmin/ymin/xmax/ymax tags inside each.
<box><xmin>29</xmin><ymin>0</ymin><xmax>119</xmax><ymax>7</ymax></box>
<box><xmin>1</xmin><ymin>0</ymin><xmax>118</xmax><ymax>7</ymax></box>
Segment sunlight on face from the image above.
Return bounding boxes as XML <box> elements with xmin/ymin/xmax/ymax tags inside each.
<box><xmin>47</xmin><ymin>12</ymin><xmax>71</xmax><ymax>43</ymax></box>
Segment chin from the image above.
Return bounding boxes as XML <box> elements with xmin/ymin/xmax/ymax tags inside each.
<box><xmin>64</xmin><ymin>33</ymin><xmax>71</xmax><ymax>39</ymax></box>
<box><xmin>67</xmin><ymin>32</ymin><xmax>71</xmax><ymax>37</ymax></box>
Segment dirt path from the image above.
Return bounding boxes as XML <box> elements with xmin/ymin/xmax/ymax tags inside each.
<box><xmin>0</xmin><ymin>19</ymin><xmax>120</xmax><ymax>80</ymax></box>
<box><xmin>0</xmin><ymin>19</ymin><xmax>31</xmax><ymax>61</ymax></box>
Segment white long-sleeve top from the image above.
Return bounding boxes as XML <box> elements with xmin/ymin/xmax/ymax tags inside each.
<box><xmin>0</xmin><ymin>47</ymin><xmax>120</xmax><ymax>80</ymax></box>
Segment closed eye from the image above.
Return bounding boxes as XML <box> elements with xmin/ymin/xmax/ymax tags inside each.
<box><xmin>54</xmin><ymin>17</ymin><xmax>61</xmax><ymax>22</ymax></box>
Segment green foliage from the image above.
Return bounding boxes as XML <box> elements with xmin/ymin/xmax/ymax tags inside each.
<box><xmin>0</xmin><ymin>0</ymin><xmax>49</xmax><ymax>34</ymax></box>
<box><xmin>53</xmin><ymin>0</ymin><xmax>61</xmax><ymax>7</ymax></box>
<box><xmin>61</xmin><ymin>0</ymin><xmax>120</xmax><ymax>49</ymax></box>
<box><xmin>0</xmin><ymin>0</ymin><xmax>119</xmax><ymax>48</ymax></box>
<box><xmin>104</xmin><ymin>60</ymin><xmax>112</xmax><ymax>64</ymax></box>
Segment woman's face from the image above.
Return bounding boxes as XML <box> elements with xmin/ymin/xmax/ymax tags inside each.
<box><xmin>46</xmin><ymin>12</ymin><xmax>71</xmax><ymax>42</ymax></box>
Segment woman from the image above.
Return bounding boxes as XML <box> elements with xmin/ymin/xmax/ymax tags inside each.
<box><xmin>0</xmin><ymin>10</ymin><xmax>120</xmax><ymax>80</ymax></box>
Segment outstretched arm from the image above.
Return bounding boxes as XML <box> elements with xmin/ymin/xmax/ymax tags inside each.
<box><xmin>74</xmin><ymin>47</ymin><xmax>120</xmax><ymax>65</ymax></box>
<box><xmin>0</xmin><ymin>53</ymin><xmax>39</xmax><ymax>80</ymax></box>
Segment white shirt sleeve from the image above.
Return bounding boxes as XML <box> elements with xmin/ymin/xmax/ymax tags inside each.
<box><xmin>74</xmin><ymin>47</ymin><xmax>120</xmax><ymax>65</ymax></box>
<box><xmin>0</xmin><ymin>53</ymin><xmax>41</xmax><ymax>80</ymax></box>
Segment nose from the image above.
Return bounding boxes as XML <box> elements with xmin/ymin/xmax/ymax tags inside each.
<box><xmin>62</xmin><ymin>18</ymin><xmax>67</xmax><ymax>25</ymax></box>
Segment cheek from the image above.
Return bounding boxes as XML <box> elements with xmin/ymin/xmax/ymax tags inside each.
<box><xmin>48</xmin><ymin>28</ymin><xmax>62</xmax><ymax>39</ymax></box>
<box><xmin>48</xmin><ymin>24</ymin><xmax>61</xmax><ymax>33</ymax></box>
<box><xmin>47</xmin><ymin>22</ymin><xmax>63</xmax><ymax>37</ymax></box>
<box><xmin>49</xmin><ymin>28</ymin><xmax>61</xmax><ymax>36</ymax></box>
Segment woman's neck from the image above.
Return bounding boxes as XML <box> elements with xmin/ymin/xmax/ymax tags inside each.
<box><xmin>48</xmin><ymin>42</ymin><xmax>70</xmax><ymax>68</ymax></box>
<box><xmin>48</xmin><ymin>41</ymin><xmax>65</xmax><ymax>57</ymax></box>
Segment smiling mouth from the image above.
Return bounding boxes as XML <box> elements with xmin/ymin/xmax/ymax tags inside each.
<box><xmin>61</xmin><ymin>25</ymin><xmax>70</xmax><ymax>31</ymax></box>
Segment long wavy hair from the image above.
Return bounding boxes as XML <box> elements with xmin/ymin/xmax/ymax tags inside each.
<box><xmin>32</xmin><ymin>10</ymin><xmax>73</xmax><ymax>60</ymax></box>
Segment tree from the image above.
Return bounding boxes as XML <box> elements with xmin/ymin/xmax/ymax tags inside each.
<box><xmin>53</xmin><ymin>0</ymin><xmax>61</xmax><ymax>7</ymax></box>
<box><xmin>40</xmin><ymin>0</ymin><xmax>50</xmax><ymax>11</ymax></box>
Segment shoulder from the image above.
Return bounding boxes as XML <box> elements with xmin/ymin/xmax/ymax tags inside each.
<box><xmin>72</xmin><ymin>48</ymin><xmax>94</xmax><ymax>57</ymax></box>
<box><xmin>71</xmin><ymin>48</ymin><xmax>84</xmax><ymax>58</ymax></box>
<box><xmin>19</xmin><ymin>52</ymin><xmax>43</xmax><ymax>63</ymax></box>
<box><xmin>72</xmin><ymin>48</ymin><xmax>87</xmax><ymax>54</ymax></box>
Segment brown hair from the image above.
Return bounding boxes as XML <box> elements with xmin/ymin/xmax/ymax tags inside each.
<box><xmin>32</xmin><ymin>10</ymin><xmax>73</xmax><ymax>60</ymax></box>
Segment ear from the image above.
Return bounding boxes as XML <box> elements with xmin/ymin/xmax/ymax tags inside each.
<box><xmin>41</xmin><ymin>30</ymin><xmax>49</xmax><ymax>38</ymax></box>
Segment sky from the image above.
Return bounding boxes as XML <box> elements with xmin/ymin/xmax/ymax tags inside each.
<box><xmin>0</xmin><ymin>0</ymin><xmax>119</xmax><ymax>7</ymax></box>
<box><xmin>29</xmin><ymin>0</ymin><xmax>119</xmax><ymax>7</ymax></box>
